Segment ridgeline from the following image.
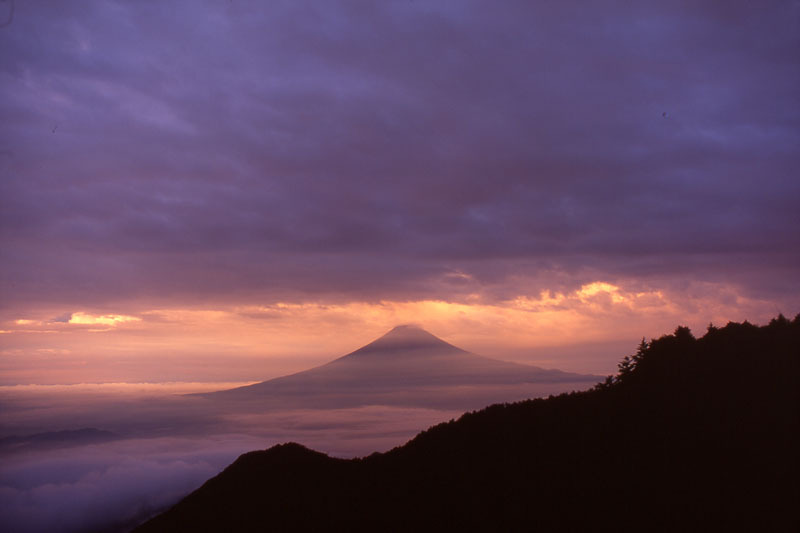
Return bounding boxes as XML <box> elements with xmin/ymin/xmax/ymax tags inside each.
<box><xmin>136</xmin><ymin>316</ymin><xmax>798</xmax><ymax>532</ymax></box>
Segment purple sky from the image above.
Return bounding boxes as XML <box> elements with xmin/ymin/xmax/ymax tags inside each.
<box><xmin>0</xmin><ymin>1</ymin><xmax>798</xmax><ymax>382</ymax></box>
<box><xmin>0</xmin><ymin>5</ymin><xmax>798</xmax><ymax>528</ymax></box>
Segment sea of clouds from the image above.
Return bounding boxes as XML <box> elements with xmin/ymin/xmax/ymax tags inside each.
<box><xmin>0</xmin><ymin>383</ymin><xmax>465</xmax><ymax>532</ymax></box>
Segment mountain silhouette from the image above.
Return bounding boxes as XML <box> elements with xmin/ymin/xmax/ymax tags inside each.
<box><xmin>345</xmin><ymin>324</ymin><xmax>465</xmax><ymax>356</ymax></box>
<box><xmin>0</xmin><ymin>428</ymin><xmax>119</xmax><ymax>455</ymax></box>
<box><xmin>203</xmin><ymin>325</ymin><xmax>599</xmax><ymax>409</ymax></box>
<box><xmin>136</xmin><ymin>316</ymin><xmax>798</xmax><ymax>532</ymax></box>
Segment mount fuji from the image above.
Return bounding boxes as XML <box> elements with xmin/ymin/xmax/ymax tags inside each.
<box><xmin>202</xmin><ymin>325</ymin><xmax>600</xmax><ymax>410</ymax></box>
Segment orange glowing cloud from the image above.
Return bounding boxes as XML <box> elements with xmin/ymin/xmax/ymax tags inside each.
<box><xmin>67</xmin><ymin>312</ymin><xmax>142</xmax><ymax>326</ymax></box>
<box><xmin>0</xmin><ymin>280</ymin><xmax>789</xmax><ymax>385</ymax></box>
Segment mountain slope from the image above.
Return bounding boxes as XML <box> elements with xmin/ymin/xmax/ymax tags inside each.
<box><xmin>204</xmin><ymin>325</ymin><xmax>599</xmax><ymax>409</ymax></box>
<box><xmin>137</xmin><ymin>316</ymin><xmax>799</xmax><ymax>532</ymax></box>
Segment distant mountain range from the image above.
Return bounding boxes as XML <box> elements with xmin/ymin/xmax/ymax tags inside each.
<box><xmin>0</xmin><ymin>428</ymin><xmax>119</xmax><ymax>455</ymax></box>
<box><xmin>202</xmin><ymin>325</ymin><xmax>599</xmax><ymax>410</ymax></box>
<box><xmin>136</xmin><ymin>316</ymin><xmax>799</xmax><ymax>532</ymax></box>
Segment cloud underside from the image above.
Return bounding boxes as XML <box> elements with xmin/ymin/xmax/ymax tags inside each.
<box><xmin>0</xmin><ymin>1</ymin><xmax>798</xmax><ymax>314</ymax></box>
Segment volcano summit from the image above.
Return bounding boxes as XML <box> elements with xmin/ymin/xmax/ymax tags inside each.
<box><xmin>204</xmin><ymin>326</ymin><xmax>600</xmax><ymax>410</ymax></box>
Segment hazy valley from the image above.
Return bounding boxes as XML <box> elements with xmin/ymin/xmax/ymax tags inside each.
<box><xmin>0</xmin><ymin>327</ymin><xmax>597</xmax><ymax>532</ymax></box>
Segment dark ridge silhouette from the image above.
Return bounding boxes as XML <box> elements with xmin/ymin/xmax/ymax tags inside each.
<box><xmin>136</xmin><ymin>316</ymin><xmax>799</xmax><ymax>532</ymax></box>
<box><xmin>202</xmin><ymin>325</ymin><xmax>599</xmax><ymax>410</ymax></box>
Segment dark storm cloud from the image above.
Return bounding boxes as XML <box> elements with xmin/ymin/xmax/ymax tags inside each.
<box><xmin>1</xmin><ymin>0</ymin><xmax>798</xmax><ymax>310</ymax></box>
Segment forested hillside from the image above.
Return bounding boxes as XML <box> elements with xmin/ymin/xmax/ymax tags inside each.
<box><xmin>136</xmin><ymin>316</ymin><xmax>799</xmax><ymax>532</ymax></box>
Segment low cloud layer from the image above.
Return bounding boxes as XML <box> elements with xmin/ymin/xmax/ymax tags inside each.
<box><xmin>0</xmin><ymin>384</ymin><xmax>467</xmax><ymax>532</ymax></box>
<box><xmin>0</xmin><ymin>435</ymin><xmax>267</xmax><ymax>533</ymax></box>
